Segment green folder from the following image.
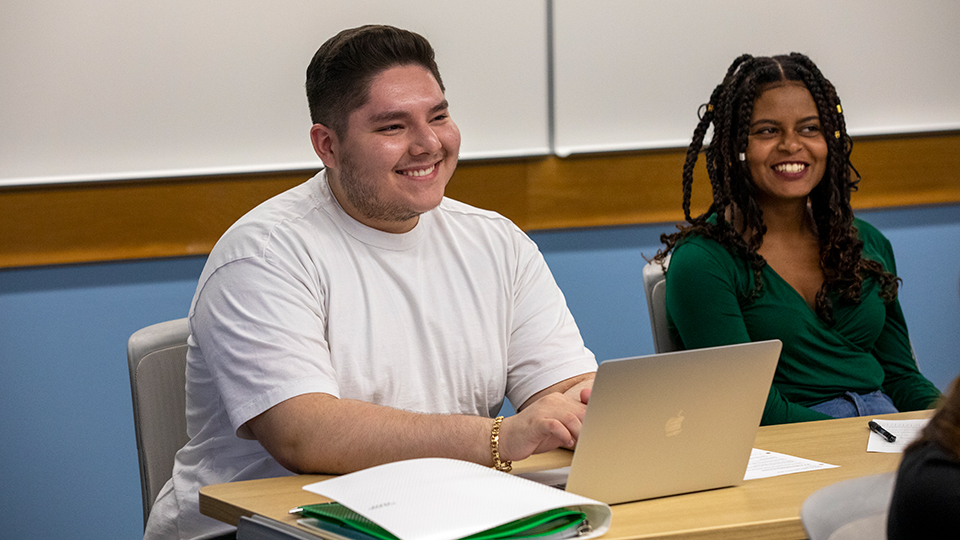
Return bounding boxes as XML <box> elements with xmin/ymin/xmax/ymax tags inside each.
<box><xmin>297</xmin><ymin>502</ymin><xmax>588</xmax><ymax>540</ymax></box>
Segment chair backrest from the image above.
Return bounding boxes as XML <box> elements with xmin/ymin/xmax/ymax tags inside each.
<box><xmin>641</xmin><ymin>256</ymin><xmax>680</xmax><ymax>353</ymax></box>
<box><xmin>800</xmin><ymin>472</ymin><xmax>896</xmax><ymax>540</ymax></box>
<box><xmin>127</xmin><ymin>317</ymin><xmax>191</xmax><ymax>528</ymax></box>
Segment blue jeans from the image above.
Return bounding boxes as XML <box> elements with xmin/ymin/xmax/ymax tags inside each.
<box><xmin>809</xmin><ymin>390</ymin><xmax>899</xmax><ymax>418</ymax></box>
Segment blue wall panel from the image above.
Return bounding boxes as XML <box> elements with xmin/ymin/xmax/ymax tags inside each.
<box><xmin>0</xmin><ymin>258</ymin><xmax>207</xmax><ymax>540</ymax></box>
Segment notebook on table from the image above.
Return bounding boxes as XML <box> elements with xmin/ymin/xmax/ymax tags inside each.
<box><xmin>522</xmin><ymin>339</ymin><xmax>782</xmax><ymax>505</ymax></box>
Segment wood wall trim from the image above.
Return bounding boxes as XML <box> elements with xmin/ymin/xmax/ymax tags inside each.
<box><xmin>2</xmin><ymin>132</ymin><xmax>959</xmax><ymax>269</ymax></box>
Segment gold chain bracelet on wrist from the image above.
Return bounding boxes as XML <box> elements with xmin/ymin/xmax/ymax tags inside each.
<box><xmin>490</xmin><ymin>415</ymin><xmax>512</xmax><ymax>472</ymax></box>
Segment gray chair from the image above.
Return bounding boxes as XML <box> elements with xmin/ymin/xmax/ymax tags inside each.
<box><xmin>127</xmin><ymin>317</ymin><xmax>191</xmax><ymax>528</ymax></box>
<box><xmin>641</xmin><ymin>256</ymin><xmax>680</xmax><ymax>353</ymax></box>
<box><xmin>800</xmin><ymin>472</ymin><xmax>896</xmax><ymax>540</ymax></box>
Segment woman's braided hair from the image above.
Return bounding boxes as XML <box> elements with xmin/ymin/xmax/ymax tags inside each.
<box><xmin>655</xmin><ymin>53</ymin><xmax>899</xmax><ymax>324</ymax></box>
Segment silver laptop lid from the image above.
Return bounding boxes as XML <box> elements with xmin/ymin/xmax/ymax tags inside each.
<box><xmin>566</xmin><ymin>339</ymin><xmax>781</xmax><ymax>504</ymax></box>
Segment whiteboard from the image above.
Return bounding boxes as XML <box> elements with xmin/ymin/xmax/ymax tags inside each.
<box><xmin>552</xmin><ymin>0</ymin><xmax>960</xmax><ymax>156</ymax></box>
<box><xmin>0</xmin><ymin>1</ymin><xmax>548</xmax><ymax>187</ymax></box>
<box><xmin>5</xmin><ymin>1</ymin><xmax>958</xmax><ymax>186</ymax></box>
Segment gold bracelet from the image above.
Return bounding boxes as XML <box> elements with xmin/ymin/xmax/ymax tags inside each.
<box><xmin>490</xmin><ymin>415</ymin><xmax>512</xmax><ymax>472</ymax></box>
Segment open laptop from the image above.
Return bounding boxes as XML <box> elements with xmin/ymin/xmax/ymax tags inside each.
<box><xmin>523</xmin><ymin>339</ymin><xmax>781</xmax><ymax>505</ymax></box>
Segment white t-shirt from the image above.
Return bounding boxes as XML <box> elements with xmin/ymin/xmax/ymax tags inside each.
<box><xmin>145</xmin><ymin>171</ymin><xmax>596</xmax><ymax>539</ymax></box>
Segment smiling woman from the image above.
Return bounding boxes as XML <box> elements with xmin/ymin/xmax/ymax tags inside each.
<box><xmin>744</xmin><ymin>81</ymin><xmax>829</xmax><ymax>308</ymax></box>
<box><xmin>652</xmin><ymin>53</ymin><xmax>942</xmax><ymax>426</ymax></box>
<box><xmin>745</xmin><ymin>82</ymin><xmax>828</xmax><ymax>212</ymax></box>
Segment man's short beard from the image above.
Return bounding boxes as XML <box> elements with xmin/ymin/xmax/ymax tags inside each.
<box><xmin>338</xmin><ymin>150</ymin><xmax>422</xmax><ymax>225</ymax></box>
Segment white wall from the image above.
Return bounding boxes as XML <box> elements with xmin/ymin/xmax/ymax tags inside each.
<box><xmin>553</xmin><ymin>0</ymin><xmax>960</xmax><ymax>155</ymax></box>
<box><xmin>0</xmin><ymin>0</ymin><xmax>548</xmax><ymax>186</ymax></box>
<box><xmin>4</xmin><ymin>1</ymin><xmax>959</xmax><ymax>185</ymax></box>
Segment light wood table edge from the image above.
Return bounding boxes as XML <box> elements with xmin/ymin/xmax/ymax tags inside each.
<box><xmin>200</xmin><ymin>410</ymin><xmax>933</xmax><ymax>539</ymax></box>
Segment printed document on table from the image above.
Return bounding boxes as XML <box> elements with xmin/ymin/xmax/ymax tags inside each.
<box><xmin>302</xmin><ymin>458</ymin><xmax>611</xmax><ymax>540</ymax></box>
<box><xmin>743</xmin><ymin>449</ymin><xmax>839</xmax><ymax>480</ymax></box>
<box><xmin>867</xmin><ymin>418</ymin><xmax>929</xmax><ymax>453</ymax></box>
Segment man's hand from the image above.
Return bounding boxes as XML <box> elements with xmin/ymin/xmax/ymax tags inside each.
<box><xmin>496</xmin><ymin>372</ymin><xmax>595</xmax><ymax>462</ymax></box>
<box><xmin>497</xmin><ymin>392</ymin><xmax>586</xmax><ymax>461</ymax></box>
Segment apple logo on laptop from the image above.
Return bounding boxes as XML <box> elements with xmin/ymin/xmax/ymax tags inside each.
<box><xmin>665</xmin><ymin>410</ymin><xmax>684</xmax><ymax>437</ymax></box>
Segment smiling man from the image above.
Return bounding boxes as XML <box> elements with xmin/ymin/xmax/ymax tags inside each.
<box><xmin>314</xmin><ymin>63</ymin><xmax>458</xmax><ymax>234</ymax></box>
<box><xmin>143</xmin><ymin>25</ymin><xmax>597</xmax><ymax>540</ymax></box>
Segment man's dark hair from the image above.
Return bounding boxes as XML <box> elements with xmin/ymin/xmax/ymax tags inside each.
<box><xmin>306</xmin><ymin>25</ymin><xmax>444</xmax><ymax>139</ymax></box>
<box><xmin>656</xmin><ymin>53</ymin><xmax>899</xmax><ymax>324</ymax></box>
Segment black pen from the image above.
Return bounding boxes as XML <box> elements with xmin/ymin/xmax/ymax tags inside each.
<box><xmin>868</xmin><ymin>420</ymin><xmax>897</xmax><ymax>443</ymax></box>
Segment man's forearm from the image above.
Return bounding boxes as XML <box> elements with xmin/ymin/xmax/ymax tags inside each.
<box><xmin>519</xmin><ymin>372</ymin><xmax>595</xmax><ymax>411</ymax></box>
<box><xmin>247</xmin><ymin>393</ymin><xmax>494</xmax><ymax>474</ymax></box>
<box><xmin>247</xmin><ymin>372</ymin><xmax>595</xmax><ymax>475</ymax></box>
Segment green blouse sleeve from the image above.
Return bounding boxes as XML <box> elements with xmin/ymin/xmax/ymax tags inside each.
<box><xmin>856</xmin><ymin>220</ymin><xmax>941</xmax><ymax>410</ymax></box>
<box><xmin>665</xmin><ymin>238</ymin><xmax>832</xmax><ymax>425</ymax></box>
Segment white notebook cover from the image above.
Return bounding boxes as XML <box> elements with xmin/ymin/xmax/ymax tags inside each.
<box><xmin>302</xmin><ymin>457</ymin><xmax>611</xmax><ymax>540</ymax></box>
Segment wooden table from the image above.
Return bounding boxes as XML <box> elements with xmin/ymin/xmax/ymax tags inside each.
<box><xmin>201</xmin><ymin>410</ymin><xmax>930</xmax><ymax>540</ymax></box>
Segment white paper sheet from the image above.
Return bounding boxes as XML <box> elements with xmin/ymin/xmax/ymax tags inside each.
<box><xmin>742</xmin><ymin>449</ymin><xmax>839</xmax><ymax>480</ymax></box>
<box><xmin>519</xmin><ymin>449</ymin><xmax>838</xmax><ymax>487</ymax></box>
<box><xmin>514</xmin><ymin>467</ymin><xmax>571</xmax><ymax>489</ymax></box>
<box><xmin>866</xmin><ymin>418</ymin><xmax>929</xmax><ymax>453</ymax></box>
<box><xmin>302</xmin><ymin>458</ymin><xmax>611</xmax><ymax>540</ymax></box>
